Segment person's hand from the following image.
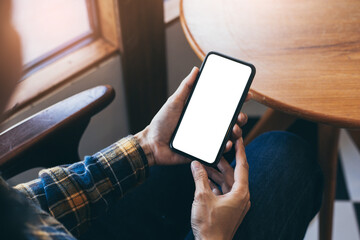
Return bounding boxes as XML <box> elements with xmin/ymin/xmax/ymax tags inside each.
<box><xmin>190</xmin><ymin>138</ymin><xmax>251</xmax><ymax>240</ymax></box>
<box><xmin>135</xmin><ymin>67</ymin><xmax>251</xmax><ymax>166</ymax></box>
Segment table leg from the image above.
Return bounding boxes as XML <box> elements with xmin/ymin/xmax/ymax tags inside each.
<box><xmin>318</xmin><ymin>124</ymin><xmax>340</xmax><ymax>240</ymax></box>
<box><xmin>244</xmin><ymin>108</ymin><xmax>297</xmax><ymax>146</ymax></box>
<box><xmin>347</xmin><ymin>129</ymin><xmax>360</xmax><ymax>150</ymax></box>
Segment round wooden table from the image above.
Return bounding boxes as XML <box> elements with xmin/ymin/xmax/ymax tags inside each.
<box><xmin>180</xmin><ymin>0</ymin><xmax>360</xmax><ymax>239</ymax></box>
<box><xmin>180</xmin><ymin>0</ymin><xmax>360</xmax><ymax>128</ymax></box>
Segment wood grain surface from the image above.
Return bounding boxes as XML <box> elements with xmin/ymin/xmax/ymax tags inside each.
<box><xmin>180</xmin><ymin>0</ymin><xmax>360</xmax><ymax>128</ymax></box>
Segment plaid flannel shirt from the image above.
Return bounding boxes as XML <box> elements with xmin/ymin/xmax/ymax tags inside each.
<box><xmin>13</xmin><ymin>136</ymin><xmax>149</xmax><ymax>239</ymax></box>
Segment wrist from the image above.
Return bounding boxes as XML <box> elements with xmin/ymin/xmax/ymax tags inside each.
<box><xmin>194</xmin><ymin>233</ymin><xmax>226</xmax><ymax>240</ymax></box>
<box><xmin>134</xmin><ymin>128</ymin><xmax>155</xmax><ymax>167</ymax></box>
<box><xmin>193</xmin><ymin>227</ymin><xmax>231</xmax><ymax>240</ymax></box>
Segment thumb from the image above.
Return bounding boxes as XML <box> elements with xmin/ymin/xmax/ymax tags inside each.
<box><xmin>191</xmin><ymin>161</ymin><xmax>211</xmax><ymax>193</ymax></box>
<box><xmin>174</xmin><ymin>67</ymin><xmax>199</xmax><ymax>103</ymax></box>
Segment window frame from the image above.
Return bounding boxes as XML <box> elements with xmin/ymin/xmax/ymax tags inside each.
<box><xmin>164</xmin><ymin>0</ymin><xmax>180</xmax><ymax>24</ymax></box>
<box><xmin>4</xmin><ymin>0</ymin><xmax>179</xmax><ymax>121</ymax></box>
<box><xmin>5</xmin><ymin>0</ymin><xmax>120</xmax><ymax>119</ymax></box>
<box><xmin>21</xmin><ymin>0</ymin><xmax>100</xmax><ymax>80</ymax></box>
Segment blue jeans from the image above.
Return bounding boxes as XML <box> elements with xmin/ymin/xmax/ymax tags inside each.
<box><xmin>81</xmin><ymin>131</ymin><xmax>323</xmax><ymax>240</ymax></box>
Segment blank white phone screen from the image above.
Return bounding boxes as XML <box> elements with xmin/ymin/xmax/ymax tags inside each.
<box><xmin>172</xmin><ymin>54</ymin><xmax>252</xmax><ymax>164</ymax></box>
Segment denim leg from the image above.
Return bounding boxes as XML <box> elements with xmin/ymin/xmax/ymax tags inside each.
<box><xmin>232</xmin><ymin>131</ymin><xmax>323</xmax><ymax>240</ymax></box>
<box><xmin>185</xmin><ymin>131</ymin><xmax>323</xmax><ymax>240</ymax></box>
<box><xmin>82</xmin><ymin>131</ymin><xmax>323</xmax><ymax>240</ymax></box>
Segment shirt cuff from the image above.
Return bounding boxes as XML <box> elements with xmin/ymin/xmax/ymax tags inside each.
<box><xmin>93</xmin><ymin>135</ymin><xmax>149</xmax><ymax>187</ymax></box>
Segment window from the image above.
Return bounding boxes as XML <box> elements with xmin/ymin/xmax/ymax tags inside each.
<box><xmin>164</xmin><ymin>0</ymin><xmax>180</xmax><ymax>23</ymax></box>
<box><xmin>12</xmin><ymin>0</ymin><xmax>99</xmax><ymax>79</ymax></box>
<box><xmin>5</xmin><ymin>0</ymin><xmax>175</xmax><ymax>120</ymax></box>
<box><xmin>5</xmin><ymin>0</ymin><xmax>118</xmax><ymax>118</ymax></box>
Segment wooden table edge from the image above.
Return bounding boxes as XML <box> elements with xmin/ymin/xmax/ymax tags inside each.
<box><xmin>251</xmin><ymin>90</ymin><xmax>360</xmax><ymax>129</ymax></box>
<box><xmin>179</xmin><ymin>0</ymin><xmax>206</xmax><ymax>61</ymax></box>
<box><xmin>179</xmin><ymin>0</ymin><xmax>360</xmax><ymax>129</ymax></box>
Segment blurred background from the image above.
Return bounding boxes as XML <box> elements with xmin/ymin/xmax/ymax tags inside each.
<box><xmin>0</xmin><ymin>0</ymin><xmax>359</xmax><ymax>239</ymax></box>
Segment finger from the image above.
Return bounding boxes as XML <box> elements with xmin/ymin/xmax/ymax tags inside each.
<box><xmin>224</xmin><ymin>140</ymin><xmax>233</xmax><ymax>153</ymax></box>
<box><xmin>172</xmin><ymin>153</ymin><xmax>192</xmax><ymax>165</ymax></box>
<box><xmin>237</xmin><ymin>112</ymin><xmax>248</xmax><ymax>127</ymax></box>
<box><xmin>204</xmin><ymin>164</ymin><xmax>233</xmax><ymax>194</ymax></box>
<box><xmin>191</xmin><ymin>161</ymin><xmax>211</xmax><ymax>193</ymax></box>
<box><xmin>231</xmin><ymin>124</ymin><xmax>243</xmax><ymax>141</ymax></box>
<box><xmin>217</xmin><ymin>158</ymin><xmax>235</xmax><ymax>193</ymax></box>
<box><xmin>208</xmin><ymin>179</ymin><xmax>222</xmax><ymax>196</ymax></box>
<box><xmin>233</xmin><ymin>138</ymin><xmax>249</xmax><ymax>191</ymax></box>
<box><xmin>174</xmin><ymin>67</ymin><xmax>199</xmax><ymax>103</ymax></box>
<box><xmin>204</xmin><ymin>165</ymin><xmax>224</xmax><ymax>185</ymax></box>
<box><xmin>217</xmin><ymin>157</ymin><xmax>234</xmax><ymax>176</ymax></box>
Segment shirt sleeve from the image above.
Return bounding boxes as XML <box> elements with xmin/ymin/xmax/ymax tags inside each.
<box><xmin>14</xmin><ymin>135</ymin><xmax>149</xmax><ymax>237</ymax></box>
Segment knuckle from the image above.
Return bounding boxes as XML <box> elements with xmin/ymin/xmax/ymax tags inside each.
<box><xmin>234</xmin><ymin>188</ymin><xmax>250</xmax><ymax>203</ymax></box>
<box><xmin>245</xmin><ymin>191</ymin><xmax>250</xmax><ymax>202</ymax></box>
<box><xmin>195</xmin><ymin>191</ymin><xmax>209</xmax><ymax>202</ymax></box>
<box><xmin>213</xmin><ymin>188</ymin><xmax>221</xmax><ymax>195</ymax></box>
<box><xmin>183</xmin><ymin>81</ymin><xmax>192</xmax><ymax>91</ymax></box>
<box><xmin>242</xmin><ymin>161</ymin><xmax>249</xmax><ymax>171</ymax></box>
<box><xmin>243</xmin><ymin>192</ymin><xmax>250</xmax><ymax>204</ymax></box>
<box><xmin>194</xmin><ymin>169</ymin><xmax>207</xmax><ymax>182</ymax></box>
<box><xmin>166</xmin><ymin>95</ymin><xmax>176</xmax><ymax>105</ymax></box>
<box><xmin>243</xmin><ymin>200</ymin><xmax>251</xmax><ymax>214</ymax></box>
<box><xmin>239</xmin><ymin>113</ymin><xmax>247</xmax><ymax>123</ymax></box>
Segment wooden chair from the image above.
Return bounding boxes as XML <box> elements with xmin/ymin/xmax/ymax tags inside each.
<box><xmin>0</xmin><ymin>85</ymin><xmax>114</xmax><ymax>180</ymax></box>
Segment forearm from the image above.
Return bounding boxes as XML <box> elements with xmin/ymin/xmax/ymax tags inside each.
<box><xmin>15</xmin><ymin>135</ymin><xmax>149</xmax><ymax>237</ymax></box>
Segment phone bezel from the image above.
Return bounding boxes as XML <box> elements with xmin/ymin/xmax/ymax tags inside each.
<box><xmin>169</xmin><ymin>51</ymin><xmax>256</xmax><ymax>167</ymax></box>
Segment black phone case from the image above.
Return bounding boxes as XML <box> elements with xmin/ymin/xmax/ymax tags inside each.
<box><xmin>169</xmin><ymin>51</ymin><xmax>256</xmax><ymax>167</ymax></box>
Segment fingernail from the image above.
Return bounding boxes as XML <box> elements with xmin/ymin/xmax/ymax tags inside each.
<box><xmin>191</xmin><ymin>67</ymin><xmax>197</xmax><ymax>74</ymax></box>
<box><xmin>191</xmin><ymin>161</ymin><xmax>201</xmax><ymax>171</ymax></box>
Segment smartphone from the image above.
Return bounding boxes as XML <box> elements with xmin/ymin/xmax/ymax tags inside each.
<box><xmin>169</xmin><ymin>52</ymin><xmax>256</xmax><ymax>166</ymax></box>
